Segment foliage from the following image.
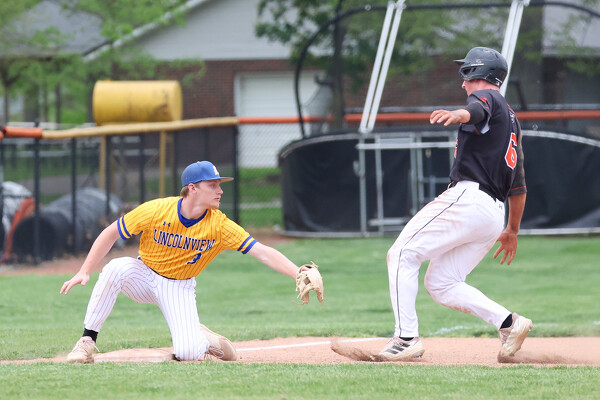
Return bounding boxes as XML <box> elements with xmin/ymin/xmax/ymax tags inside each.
<box><xmin>0</xmin><ymin>1</ymin><xmax>71</xmax><ymax>122</ymax></box>
<box><xmin>256</xmin><ymin>1</ymin><xmax>518</xmax><ymax>125</ymax></box>
<box><xmin>0</xmin><ymin>0</ymin><xmax>203</xmax><ymax>124</ymax></box>
<box><xmin>70</xmin><ymin>0</ymin><xmax>188</xmax><ymax>42</ymax></box>
<box><xmin>544</xmin><ymin>0</ymin><xmax>600</xmax><ymax>77</ymax></box>
<box><xmin>256</xmin><ymin>1</ymin><xmax>508</xmax><ymax>85</ymax></box>
<box><xmin>255</xmin><ymin>0</ymin><xmax>600</xmax><ymax>117</ymax></box>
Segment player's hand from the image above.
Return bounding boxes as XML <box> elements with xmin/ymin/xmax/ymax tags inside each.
<box><xmin>430</xmin><ymin>109</ymin><xmax>469</xmax><ymax>126</ymax></box>
<box><xmin>60</xmin><ymin>270</ymin><xmax>90</xmax><ymax>295</ymax></box>
<box><xmin>493</xmin><ymin>229</ymin><xmax>518</xmax><ymax>265</ymax></box>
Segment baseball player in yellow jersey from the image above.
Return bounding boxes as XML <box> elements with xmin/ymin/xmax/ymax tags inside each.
<box><xmin>60</xmin><ymin>161</ymin><xmax>304</xmax><ymax>363</ymax></box>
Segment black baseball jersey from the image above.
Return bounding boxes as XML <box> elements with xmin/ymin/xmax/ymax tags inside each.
<box><xmin>449</xmin><ymin>89</ymin><xmax>526</xmax><ymax>202</ymax></box>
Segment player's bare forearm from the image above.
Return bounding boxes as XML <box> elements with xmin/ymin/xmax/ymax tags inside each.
<box><xmin>248</xmin><ymin>242</ymin><xmax>299</xmax><ymax>278</ymax></box>
<box><xmin>80</xmin><ymin>221</ymin><xmax>120</xmax><ymax>273</ymax></box>
<box><xmin>505</xmin><ymin>193</ymin><xmax>526</xmax><ymax>233</ymax></box>
<box><xmin>60</xmin><ymin>221</ymin><xmax>120</xmax><ymax>294</ymax></box>
<box><xmin>493</xmin><ymin>193</ymin><xmax>526</xmax><ymax>265</ymax></box>
<box><xmin>430</xmin><ymin>109</ymin><xmax>470</xmax><ymax>126</ymax></box>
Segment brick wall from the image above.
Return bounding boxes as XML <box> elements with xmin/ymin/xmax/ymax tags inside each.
<box><xmin>161</xmin><ymin>59</ymin><xmax>294</xmax><ymax>119</ymax></box>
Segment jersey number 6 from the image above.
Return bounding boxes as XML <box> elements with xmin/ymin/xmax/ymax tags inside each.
<box><xmin>504</xmin><ymin>132</ymin><xmax>518</xmax><ymax>169</ymax></box>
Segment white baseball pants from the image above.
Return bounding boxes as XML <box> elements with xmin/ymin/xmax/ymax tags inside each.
<box><xmin>387</xmin><ymin>180</ymin><xmax>511</xmax><ymax>338</ymax></box>
<box><xmin>83</xmin><ymin>257</ymin><xmax>209</xmax><ymax>361</ymax></box>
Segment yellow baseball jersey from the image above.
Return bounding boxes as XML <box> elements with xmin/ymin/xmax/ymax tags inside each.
<box><xmin>117</xmin><ymin>197</ymin><xmax>255</xmax><ymax>279</ymax></box>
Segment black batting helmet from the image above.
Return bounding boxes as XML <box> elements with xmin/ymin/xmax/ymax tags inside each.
<box><xmin>454</xmin><ymin>47</ymin><xmax>508</xmax><ymax>87</ymax></box>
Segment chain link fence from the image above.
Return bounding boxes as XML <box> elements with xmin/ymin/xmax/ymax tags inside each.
<box><xmin>4</xmin><ymin>112</ymin><xmax>598</xmax><ymax>262</ymax></box>
<box><xmin>0</xmin><ymin>121</ymin><xmax>297</xmax><ymax>262</ymax></box>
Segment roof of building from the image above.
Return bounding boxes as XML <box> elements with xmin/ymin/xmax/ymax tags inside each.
<box><xmin>0</xmin><ymin>0</ymin><xmax>212</xmax><ymax>58</ymax></box>
<box><xmin>1</xmin><ymin>0</ymin><xmax>105</xmax><ymax>57</ymax></box>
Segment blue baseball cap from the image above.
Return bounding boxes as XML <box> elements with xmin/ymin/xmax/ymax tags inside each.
<box><xmin>181</xmin><ymin>161</ymin><xmax>234</xmax><ymax>186</ymax></box>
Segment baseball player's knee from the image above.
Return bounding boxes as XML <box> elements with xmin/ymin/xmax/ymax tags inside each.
<box><xmin>388</xmin><ymin>247</ymin><xmax>422</xmax><ymax>270</ymax></box>
<box><xmin>424</xmin><ymin>271</ymin><xmax>448</xmax><ymax>302</ymax></box>
<box><xmin>424</xmin><ymin>278</ymin><xmax>441</xmax><ymax>299</ymax></box>
<box><xmin>425</xmin><ymin>273</ymin><xmax>461</xmax><ymax>308</ymax></box>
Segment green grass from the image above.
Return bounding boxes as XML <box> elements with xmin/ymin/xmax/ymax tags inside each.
<box><xmin>239</xmin><ymin>167</ymin><xmax>280</xmax><ymax>202</ymax></box>
<box><xmin>238</xmin><ymin>207</ymin><xmax>283</xmax><ymax>228</ymax></box>
<box><xmin>238</xmin><ymin>167</ymin><xmax>282</xmax><ymax>227</ymax></box>
<box><xmin>0</xmin><ymin>236</ymin><xmax>599</xmax><ymax>399</ymax></box>
<box><xmin>0</xmin><ymin>363</ymin><xmax>598</xmax><ymax>400</ymax></box>
<box><xmin>3</xmin><ymin>148</ymin><xmax>98</xmax><ymax>182</ymax></box>
<box><xmin>239</xmin><ymin>167</ymin><xmax>280</xmax><ymax>181</ymax></box>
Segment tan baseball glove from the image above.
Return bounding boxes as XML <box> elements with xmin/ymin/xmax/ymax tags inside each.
<box><xmin>295</xmin><ymin>261</ymin><xmax>324</xmax><ymax>304</ymax></box>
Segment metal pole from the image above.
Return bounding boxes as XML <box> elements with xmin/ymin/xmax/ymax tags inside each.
<box><xmin>33</xmin><ymin>138</ymin><xmax>41</xmax><ymax>262</ymax></box>
<box><xmin>374</xmin><ymin>137</ymin><xmax>384</xmax><ymax>236</ymax></box>
<box><xmin>99</xmin><ymin>136</ymin><xmax>106</xmax><ymax>190</ymax></box>
<box><xmin>139</xmin><ymin>134</ymin><xmax>145</xmax><ymax>203</ymax></box>
<box><xmin>501</xmin><ymin>0</ymin><xmax>530</xmax><ymax>97</ymax></box>
<box><xmin>409</xmin><ymin>134</ymin><xmax>418</xmax><ymax>216</ymax></box>
<box><xmin>367</xmin><ymin>0</ymin><xmax>405</xmax><ymax>133</ymax></box>
<box><xmin>357</xmin><ymin>0</ymin><xmax>405</xmax><ymax>237</ymax></box>
<box><xmin>233</xmin><ymin>125</ymin><xmax>240</xmax><ymax>224</ymax></box>
<box><xmin>506</xmin><ymin>1</ymin><xmax>526</xmax><ymax>84</ymax></box>
<box><xmin>71</xmin><ymin>138</ymin><xmax>78</xmax><ymax>253</ymax></box>
<box><xmin>415</xmin><ymin>136</ymin><xmax>424</xmax><ymax>209</ymax></box>
<box><xmin>0</xmin><ymin>140</ymin><xmax>4</xmax><ymax>234</ymax></box>
<box><xmin>172</xmin><ymin>133</ymin><xmax>178</xmax><ymax>196</ymax></box>
<box><xmin>105</xmin><ymin>136</ymin><xmax>111</xmax><ymax>217</ymax></box>
<box><xmin>159</xmin><ymin>130</ymin><xmax>167</xmax><ymax>197</ymax></box>
<box><xmin>502</xmin><ymin>0</ymin><xmax>518</xmax><ymax>57</ymax></box>
<box><xmin>359</xmin><ymin>1</ymin><xmax>395</xmax><ymax>134</ymax></box>
<box><xmin>358</xmin><ymin>137</ymin><xmax>367</xmax><ymax>235</ymax></box>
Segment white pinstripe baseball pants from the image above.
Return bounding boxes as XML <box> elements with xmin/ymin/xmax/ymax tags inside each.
<box><xmin>387</xmin><ymin>180</ymin><xmax>511</xmax><ymax>338</ymax></box>
<box><xmin>83</xmin><ymin>257</ymin><xmax>209</xmax><ymax>361</ymax></box>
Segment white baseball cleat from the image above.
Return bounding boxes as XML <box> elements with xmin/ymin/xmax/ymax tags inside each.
<box><xmin>378</xmin><ymin>337</ymin><xmax>424</xmax><ymax>361</ymax></box>
<box><xmin>66</xmin><ymin>336</ymin><xmax>99</xmax><ymax>364</ymax></box>
<box><xmin>200</xmin><ymin>324</ymin><xmax>238</xmax><ymax>361</ymax></box>
<box><xmin>498</xmin><ymin>313</ymin><xmax>533</xmax><ymax>357</ymax></box>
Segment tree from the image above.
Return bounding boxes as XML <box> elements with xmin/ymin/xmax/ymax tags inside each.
<box><xmin>1</xmin><ymin>0</ymin><xmax>204</xmax><ymax>125</ymax></box>
<box><xmin>256</xmin><ymin>0</ymin><xmax>600</xmax><ymax>129</ymax></box>
<box><xmin>256</xmin><ymin>0</ymin><xmax>508</xmax><ymax>130</ymax></box>
<box><xmin>545</xmin><ymin>0</ymin><xmax>600</xmax><ymax>77</ymax></box>
<box><xmin>0</xmin><ymin>0</ymin><xmax>66</xmax><ymax>124</ymax></box>
<box><xmin>64</xmin><ymin>0</ymin><xmax>198</xmax><ymax>123</ymax></box>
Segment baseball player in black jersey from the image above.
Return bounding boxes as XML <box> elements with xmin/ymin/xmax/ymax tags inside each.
<box><xmin>379</xmin><ymin>47</ymin><xmax>532</xmax><ymax>362</ymax></box>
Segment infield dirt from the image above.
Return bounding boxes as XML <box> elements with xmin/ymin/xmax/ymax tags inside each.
<box><xmin>2</xmin><ymin>336</ymin><xmax>600</xmax><ymax>366</ymax></box>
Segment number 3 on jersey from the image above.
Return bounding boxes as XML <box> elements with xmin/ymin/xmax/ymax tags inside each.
<box><xmin>504</xmin><ymin>132</ymin><xmax>518</xmax><ymax>169</ymax></box>
<box><xmin>187</xmin><ymin>252</ymin><xmax>202</xmax><ymax>265</ymax></box>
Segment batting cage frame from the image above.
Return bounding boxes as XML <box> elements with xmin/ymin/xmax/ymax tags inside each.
<box><xmin>293</xmin><ymin>0</ymin><xmax>600</xmax><ymax>138</ymax></box>
<box><xmin>357</xmin><ymin>0</ymin><xmax>527</xmax><ymax>236</ymax></box>
<box><xmin>283</xmin><ymin>0</ymin><xmax>600</xmax><ymax>238</ymax></box>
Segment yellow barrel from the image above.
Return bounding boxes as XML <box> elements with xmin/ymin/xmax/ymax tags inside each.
<box><xmin>92</xmin><ymin>80</ymin><xmax>183</xmax><ymax>125</ymax></box>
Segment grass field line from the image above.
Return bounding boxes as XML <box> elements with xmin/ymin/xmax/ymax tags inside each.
<box><xmin>237</xmin><ymin>337</ymin><xmax>385</xmax><ymax>352</ymax></box>
<box><xmin>429</xmin><ymin>325</ymin><xmax>473</xmax><ymax>335</ymax></box>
